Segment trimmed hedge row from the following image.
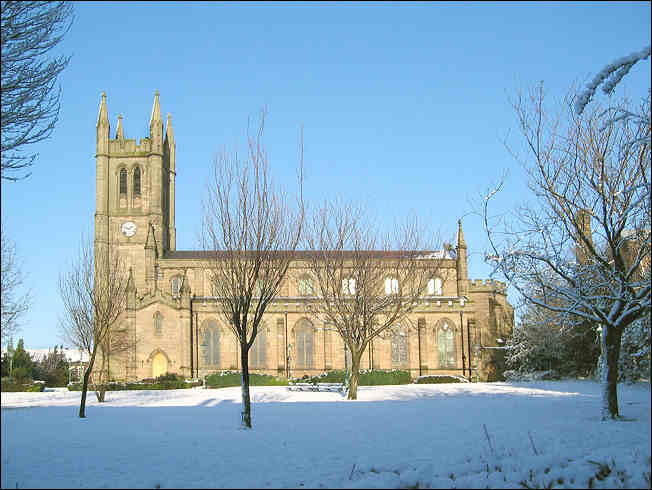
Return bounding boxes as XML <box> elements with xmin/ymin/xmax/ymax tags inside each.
<box><xmin>1</xmin><ymin>378</ymin><xmax>46</xmax><ymax>392</ymax></box>
<box><xmin>296</xmin><ymin>369</ymin><xmax>412</xmax><ymax>386</ymax></box>
<box><xmin>205</xmin><ymin>371</ymin><xmax>289</xmax><ymax>388</ymax></box>
<box><xmin>414</xmin><ymin>375</ymin><xmax>468</xmax><ymax>384</ymax></box>
<box><xmin>67</xmin><ymin>373</ymin><xmax>202</xmax><ymax>391</ymax></box>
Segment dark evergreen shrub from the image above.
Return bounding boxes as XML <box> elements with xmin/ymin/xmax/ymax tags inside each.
<box><xmin>204</xmin><ymin>371</ymin><xmax>289</xmax><ymax>388</ymax></box>
<box><xmin>414</xmin><ymin>375</ymin><xmax>466</xmax><ymax>384</ymax></box>
<box><xmin>295</xmin><ymin>369</ymin><xmax>412</xmax><ymax>386</ymax></box>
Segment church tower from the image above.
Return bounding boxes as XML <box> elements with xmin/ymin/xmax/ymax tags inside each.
<box><xmin>94</xmin><ymin>91</ymin><xmax>177</xmax><ymax>294</ymax></box>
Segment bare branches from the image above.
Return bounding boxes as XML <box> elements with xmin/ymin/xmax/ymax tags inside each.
<box><xmin>484</xmin><ymin>85</ymin><xmax>651</xmax><ymax>418</ymax></box>
<box><xmin>1</xmin><ymin>225</ymin><xmax>31</xmax><ymax>345</ymax></box>
<box><xmin>201</xmin><ymin>108</ymin><xmax>304</xmax><ymax>427</ymax></box>
<box><xmin>487</xmin><ymin>88</ymin><xmax>650</xmax><ymax>325</ymax></box>
<box><xmin>575</xmin><ymin>46</ymin><xmax>650</xmax><ymax>116</ymax></box>
<box><xmin>58</xmin><ymin>235</ymin><xmax>128</xmax><ymax>417</ymax></box>
<box><xmin>304</xmin><ymin>201</ymin><xmax>442</xmax><ymax>399</ymax></box>
<box><xmin>1</xmin><ymin>1</ymin><xmax>74</xmax><ymax>180</ymax></box>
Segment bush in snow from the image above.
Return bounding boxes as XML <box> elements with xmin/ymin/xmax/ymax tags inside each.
<box><xmin>294</xmin><ymin>369</ymin><xmax>411</xmax><ymax>386</ymax></box>
<box><xmin>414</xmin><ymin>375</ymin><xmax>468</xmax><ymax>384</ymax></box>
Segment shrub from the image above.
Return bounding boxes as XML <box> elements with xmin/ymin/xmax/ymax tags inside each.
<box><xmin>1</xmin><ymin>378</ymin><xmax>45</xmax><ymax>392</ymax></box>
<box><xmin>294</xmin><ymin>369</ymin><xmax>412</xmax><ymax>386</ymax></box>
<box><xmin>414</xmin><ymin>375</ymin><xmax>468</xmax><ymax>384</ymax></box>
<box><xmin>67</xmin><ymin>377</ymin><xmax>202</xmax><ymax>391</ymax></box>
<box><xmin>204</xmin><ymin>371</ymin><xmax>289</xmax><ymax>388</ymax></box>
<box><xmin>10</xmin><ymin>366</ymin><xmax>31</xmax><ymax>383</ymax></box>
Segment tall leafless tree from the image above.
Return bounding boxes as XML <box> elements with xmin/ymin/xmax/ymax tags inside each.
<box><xmin>304</xmin><ymin>202</ymin><xmax>443</xmax><ymax>400</ymax></box>
<box><xmin>59</xmin><ymin>236</ymin><xmax>129</xmax><ymax>418</ymax></box>
<box><xmin>201</xmin><ymin>109</ymin><xmax>303</xmax><ymax>428</ymax></box>
<box><xmin>1</xmin><ymin>224</ymin><xmax>31</xmax><ymax>345</ymax></box>
<box><xmin>483</xmin><ymin>85</ymin><xmax>650</xmax><ymax>419</ymax></box>
<box><xmin>1</xmin><ymin>1</ymin><xmax>73</xmax><ymax>181</ymax></box>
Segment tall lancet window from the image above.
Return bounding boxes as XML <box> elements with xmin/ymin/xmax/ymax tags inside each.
<box><xmin>119</xmin><ymin>168</ymin><xmax>127</xmax><ymax>196</ymax></box>
<box><xmin>437</xmin><ymin>321</ymin><xmax>456</xmax><ymax>369</ymax></box>
<box><xmin>133</xmin><ymin>167</ymin><xmax>141</xmax><ymax>197</ymax></box>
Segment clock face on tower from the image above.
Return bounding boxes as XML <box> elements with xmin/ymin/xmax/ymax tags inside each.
<box><xmin>121</xmin><ymin>221</ymin><xmax>137</xmax><ymax>237</ymax></box>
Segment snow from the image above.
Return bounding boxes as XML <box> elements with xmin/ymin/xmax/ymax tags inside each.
<box><xmin>1</xmin><ymin>380</ymin><xmax>650</xmax><ymax>488</ymax></box>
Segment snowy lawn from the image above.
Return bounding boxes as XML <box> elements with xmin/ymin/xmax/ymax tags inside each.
<box><xmin>1</xmin><ymin>380</ymin><xmax>650</xmax><ymax>489</ymax></box>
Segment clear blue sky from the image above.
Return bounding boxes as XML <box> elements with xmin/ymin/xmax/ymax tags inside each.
<box><xmin>2</xmin><ymin>1</ymin><xmax>650</xmax><ymax>349</ymax></box>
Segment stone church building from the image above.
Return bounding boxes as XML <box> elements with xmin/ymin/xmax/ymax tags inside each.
<box><xmin>94</xmin><ymin>92</ymin><xmax>513</xmax><ymax>383</ymax></box>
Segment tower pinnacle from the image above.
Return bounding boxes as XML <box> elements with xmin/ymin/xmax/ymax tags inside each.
<box><xmin>116</xmin><ymin>114</ymin><xmax>124</xmax><ymax>140</ymax></box>
<box><xmin>150</xmin><ymin>90</ymin><xmax>162</xmax><ymax>126</ymax></box>
<box><xmin>97</xmin><ymin>92</ymin><xmax>109</xmax><ymax>127</ymax></box>
<box><xmin>457</xmin><ymin>219</ymin><xmax>467</xmax><ymax>249</ymax></box>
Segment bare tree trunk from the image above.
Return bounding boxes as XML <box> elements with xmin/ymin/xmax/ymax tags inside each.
<box><xmin>79</xmin><ymin>356</ymin><xmax>95</xmax><ymax>419</ymax></box>
<box><xmin>240</xmin><ymin>339</ymin><xmax>252</xmax><ymax>428</ymax></box>
<box><xmin>602</xmin><ymin>325</ymin><xmax>623</xmax><ymax>420</ymax></box>
<box><xmin>348</xmin><ymin>350</ymin><xmax>363</xmax><ymax>400</ymax></box>
<box><xmin>95</xmin><ymin>349</ymin><xmax>107</xmax><ymax>402</ymax></box>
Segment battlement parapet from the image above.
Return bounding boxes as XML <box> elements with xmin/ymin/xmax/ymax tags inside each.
<box><xmin>109</xmin><ymin>137</ymin><xmax>152</xmax><ymax>155</ymax></box>
<box><xmin>469</xmin><ymin>278</ymin><xmax>507</xmax><ymax>292</ymax></box>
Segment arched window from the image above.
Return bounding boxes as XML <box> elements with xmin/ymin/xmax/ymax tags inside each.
<box><xmin>201</xmin><ymin>320</ymin><xmax>220</xmax><ymax>367</ymax></box>
<box><xmin>133</xmin><ymin>167</ymin><xmax>141</xmax><ymax>197</ymax></box>
<box><xmin>385</xmin><ymin>277</ymin><xmax>399</xmax><ymax>295</ymax></box>
<box><xmin>154</xmin><ymin>312</ymin><xmax>163</xmax><ymax>336</ymax></box>
<box><xmin>119</xmin><ymin>168</ymin><xmax>127</xmax><ymax>195</ymax></box>
<box><xmin>295</xmin><ymin>319</ymin><xmax>314</xmax><ymax>369</ymax></box>
<box><xmin>171</xmin><ymin>275</ymin><xmax>182</xmax><ymax>297</ymax></box>
<box><xmin>437</xmin><ymin>321</ymin><xmax>456</xmax><ymax>368</ymax></box>
<box><xmin>391</xmin><ymin>325</ymin><xmax>408</xmax><ymax>367</ymax></box>
<box><xmin>297</xmin><ymin>274</ymin><xmax>314</xmax><ymax>296</ymax></box>
<box><xmin>249</xmin><ymin>324</ymin><xmax>267</xmax><ymax>369</ymax></box>
<box><xmin>342</xmin><ymin>278</ymin><xmax>356</xmax><ymax>295</ymax></box>
<box><xmin>428</xmin><ymin>277</ymin><xmax>443</xmax><ymax>296</ymax></box>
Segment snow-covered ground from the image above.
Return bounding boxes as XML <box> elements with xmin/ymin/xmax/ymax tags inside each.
<box><xmin>1</xmin><ymin>380</ymin><xmax>650</xmax><ymax>488</ymax></box>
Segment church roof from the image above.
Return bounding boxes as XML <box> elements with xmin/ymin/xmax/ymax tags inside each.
<box><xmin>163</xmin><ymin>250</ymin><xmax>455</xmax><ymax>260</ymax></box>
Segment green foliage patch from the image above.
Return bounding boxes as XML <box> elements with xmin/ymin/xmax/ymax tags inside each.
<box><xmin>204</xmin><ymin>371</ymin><xmax>289</xmax><ymax>388</ymax></box>
<box><xmin>295</xmin><ymin>369</ymin><xmax>412</xmax><ymax>386</ymax></box>
<box><xmin>414</xmin><ymin>375</ymin><xmax>467</xmax><ymax>384</ymax></box>
<box><xmin>67</xmin><ymin>374</ymin><xmax>202</xmax><ymax>392</ymax></box>
<box><xmin>1</xmin><ymin>378</ymin><xmax>45</xmax><ymax>392</ymax></box>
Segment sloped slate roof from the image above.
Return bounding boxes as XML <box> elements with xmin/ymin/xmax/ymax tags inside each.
<box><xmin>163</xmin><ymin>250</ymin><xmax>455</xmax><ymax>260</ymax></box>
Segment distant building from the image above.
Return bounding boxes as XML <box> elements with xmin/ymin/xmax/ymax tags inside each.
<box><xmin>93</xmin><ymin>92</ymin><xmax>514</xmax><ymax>382</ymax></box>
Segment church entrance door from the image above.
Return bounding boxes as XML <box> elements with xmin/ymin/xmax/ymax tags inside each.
<box><xmin>152</xmin><ymin>352</ymin><xmax>168</xmax><ymax>378</ymax></box>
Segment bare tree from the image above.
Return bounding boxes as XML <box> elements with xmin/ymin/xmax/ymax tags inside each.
<box><xmin>1</xmin><ymin>1</ymin><xmax>73</xmax><ymax>181</ymax></box>
<box><xmin>58</xmin><ymin>236</ymin><xmax>129</xmax><ymax>418</ymax></box>
<box><xmin>201</xmin><ymin>109</ymin><xmax>303</xmax><ymax>428</ymax></box>
<box><xmin>304</xmin><ymin>202</ymin><xmax>442</xmax><ymax>400</ymax></box>
<box><xmin>1</xmin><ymin>224</ymin><xmax>31</xmax><ymax>345</ymax></box>
<box><xmin>483</xmin><ymin>85</ymin><xmax>650</xmax><ymax>419</ymax></box>
<box><xmin>92</xmin><ymin>311</ymin><xmax>141</xmax><ymax>403</ymax></box>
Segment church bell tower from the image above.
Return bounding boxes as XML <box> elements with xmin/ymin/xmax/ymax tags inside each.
<box><xmin>94</xmin><ymin>91</ymin><xmax>177</xmax><ymax>294</ymax></box>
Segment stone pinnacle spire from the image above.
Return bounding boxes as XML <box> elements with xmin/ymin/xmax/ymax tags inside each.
<box><xmin>116</xmin><ymin>114</ymin><xmax>124</xmax><ymax>140</ymax></box>
<box><xmin>97</xmin><ymin>92</ymin><xmax>109</xmax><ymax>127</ymax></box>
<box><xmin>165</xmin><ymin>112</ymin><xmax>174</xmax><ymax>143</ymax></box>
<box><xmin>457</xmin><ymin>219</ymin><xmax>467</xmax><ymax>249</ymax></box>
<box><xmin>150</xmin><ymin>90</ymin><xmax>162</xmax><ymax>126</ymax></box>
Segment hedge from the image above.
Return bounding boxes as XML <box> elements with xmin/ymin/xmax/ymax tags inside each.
<box><xmin>294</xmin><ymin>369</ymin><xmax>412</xmax><ymax>386</ymax></box>
<box><xmin>1</xmin><ymin>378</ymin><xmax>46</xmax><ymax>392</ymax></box>
<box><xmin>204</xmin><ymin>371</ymin><xmax>289</xmax><ymax>388</ymax></box>
<box><xmin>414</xmin><ymin>375</ymin><xmax>469</xmax><ymax>384</ymax></box>
<box><xmin>67</xmin><ymin>373</ymin><xmax>202</xmax><ymax>391</ymax></box>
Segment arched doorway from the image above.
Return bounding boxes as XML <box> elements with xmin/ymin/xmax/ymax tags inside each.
<box><xmin>152</xmin><ymin>352</ymin><xmax>168</xmax><ymax>378</ymax></box>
